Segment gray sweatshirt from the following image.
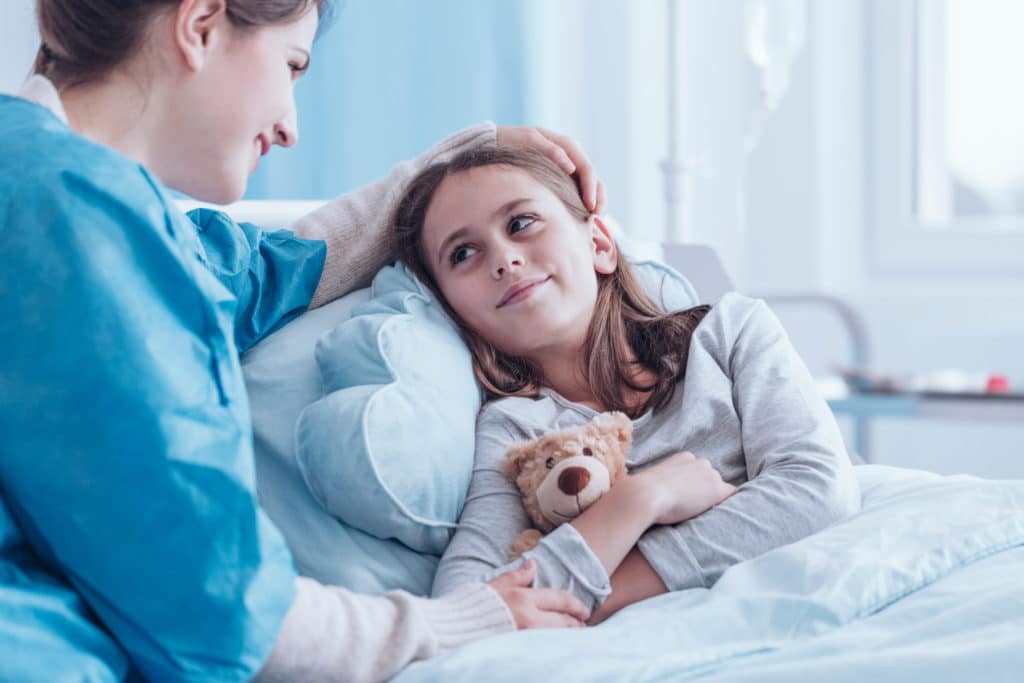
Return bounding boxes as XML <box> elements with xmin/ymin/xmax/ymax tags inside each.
<box><xmin>432</xmin><ymin>293</ymin><xmax>862</xmax><ymax>610</ymax></box>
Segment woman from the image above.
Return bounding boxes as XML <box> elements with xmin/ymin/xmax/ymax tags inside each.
<box><xmin>392</xmin><ymin>146</ymin><xmax>861</xmax><ymax>624</ymax></box>
<box><xmin>0</xmin><ymin>2</ymin><xmax>600</xmax><ymax>681</ymax></box>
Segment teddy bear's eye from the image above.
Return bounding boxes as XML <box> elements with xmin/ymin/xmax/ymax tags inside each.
<box><xmin>582</xmin><ymin>447</ymin><xmax>594</xmax><ymax>456</ymax></box>
<box><xmin>545</xmin><ymin>457</ymin><xmax>555</xmax><ymax>469</ymax></box>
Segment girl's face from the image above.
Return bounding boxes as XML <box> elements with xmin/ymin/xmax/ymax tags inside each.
<box><xmin>170</xmin><ymin>6</ymin><xmax>318</xmax><ymax>203</ymax></box>
<box><xmin>421</xmin><ymin>166</ymin><xmax>618</xmax><ymax>360</ymax></box>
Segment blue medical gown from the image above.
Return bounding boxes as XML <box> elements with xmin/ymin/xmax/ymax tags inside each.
<box><xmin>0</xmin><ymin>95</ymin><xmax>326</xmax><ymax>681</ymax></box>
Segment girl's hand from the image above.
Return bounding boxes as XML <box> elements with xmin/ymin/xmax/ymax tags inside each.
<box><xmin>487</xmin><ymin>559</ymin><xmax>591</xmax><ymax>629</ymax></box>
<box><xmin>634</xmin><ymin>451</ymin><xmax>737</xmax><ymax>526</ymax></box>
<box><xmin>496</xmin><ymin>126</ymin><xmax>606</xmax><ymax>214</ymax></box>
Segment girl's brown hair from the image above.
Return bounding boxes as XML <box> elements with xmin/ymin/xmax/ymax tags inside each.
<box><xmin>33</xmin><ymin>0</ymin><xmax>331</xmax><ymax>90</ymax></box>
<box><xmin>392</xmin><ymin>145</ymin><xmax>710</xmax><ymax>419</ymax></box>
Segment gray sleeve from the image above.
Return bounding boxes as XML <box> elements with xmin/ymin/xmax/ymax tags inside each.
<box><xmin>432</xmin><ymin>411</ymin><xmax>612</xmax><ymax>610</ymax></box>
<box><xmin>638</xmin><ymin>298</ymin><xmax>861</xmax><ymax>591</ymax></box>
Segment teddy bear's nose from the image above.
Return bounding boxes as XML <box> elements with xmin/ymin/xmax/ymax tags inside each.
<box><xmin>557</xmin><ymin>467</ymin><xmax>591</xmax><ymax>496</ymax></box>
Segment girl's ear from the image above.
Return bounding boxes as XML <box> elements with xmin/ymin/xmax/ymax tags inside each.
<box><xmin>589</xmin><ymin>215</ymin><xmax>619</xmax><ymax>276</ymax></box>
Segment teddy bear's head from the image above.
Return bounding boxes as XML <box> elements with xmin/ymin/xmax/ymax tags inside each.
<box><xmin>504</xmin><ymin>411</ymin><xmax>632</xmax><ymax>532</ymax></box>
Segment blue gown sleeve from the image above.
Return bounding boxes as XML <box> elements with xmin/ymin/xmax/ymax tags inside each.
<box><xmin>0</xmin><ymin>169</ymin><xmax>296</xmax><ymax>682</ymax></box>
<box><xmin>187</xmin><ymin>208</ymin><xmax>326</xmax><ymax>353</ymax></box>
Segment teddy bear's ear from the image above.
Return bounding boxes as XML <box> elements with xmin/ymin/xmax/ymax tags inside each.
<box><xmin>503</xmin><ymin>443</ymin><xmax>530</xmax><ymax>481</ymax></box>
<box><xmin>602</xmin><ymin>411</ymin><xmax>633</xmax><ymax>448</ymax></box>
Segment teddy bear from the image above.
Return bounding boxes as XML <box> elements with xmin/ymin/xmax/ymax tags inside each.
<box><xmin>503</xmin><ymin>411</ymin><xmax>632</xmax><ymax>560</ymax></box>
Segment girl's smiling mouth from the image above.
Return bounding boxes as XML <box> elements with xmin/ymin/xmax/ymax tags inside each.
<box><xmin>496</xmin><ymin>276</ymin><xmax>551</xmax><ymax>308</ymax></box>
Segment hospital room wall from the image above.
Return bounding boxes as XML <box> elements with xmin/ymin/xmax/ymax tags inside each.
<box><xmin>245</xmin><ymin>0</ymin><xmax>531</xmax><ymax>199</ymax></box>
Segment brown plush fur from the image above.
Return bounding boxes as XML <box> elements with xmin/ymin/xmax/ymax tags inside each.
<box><xmin>503</xmin><ymin>412</ymin><xmax>632</xmax><ymax>559</ymax></box>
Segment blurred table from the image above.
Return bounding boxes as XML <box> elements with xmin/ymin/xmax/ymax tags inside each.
<box><xmin>827</xmin><ymin>391</ymin><xmax>1024</xmax><ymax>462</ymax></box>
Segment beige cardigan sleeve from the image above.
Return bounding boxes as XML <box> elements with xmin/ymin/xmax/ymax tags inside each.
<box><xmin>256</xmin><ymin>576</ymin><xmax>514</xmax><ymax>683</ymax></box>
<box><xmin>290</xmin><ymin>122</ymin><xmax>497</xmax><ymax>309</ymax></box>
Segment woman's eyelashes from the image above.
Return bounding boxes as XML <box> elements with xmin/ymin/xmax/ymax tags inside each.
<box><xmin>447</xmin><ymin>214</ymin><xmax>539</xmax><ymax>268</ymax></box>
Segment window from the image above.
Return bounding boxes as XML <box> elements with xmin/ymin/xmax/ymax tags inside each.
<box><xmin>867</xmin><ymin>0</ymin><xmax>1024</xmax><ymax>274</ymax></box>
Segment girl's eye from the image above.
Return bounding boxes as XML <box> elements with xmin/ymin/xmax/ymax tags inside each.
<box><xmin>450</xmin><ymin>244</ymin><xmax>477</xmax><ymax>266</ymax></box>
<box><xmin>289</xmin><ymin>62</ymin><xmax>308</xmax><ymax>77</ymax></box>
<box><xmin>545</xmin><ymin>457</ymin><xmax>555</xmax><ymax>469</ymax></box>
<box><xmin>508</xmin><ymin>214</ymin><xmax>536</xmax><ymax>234</ymax></box>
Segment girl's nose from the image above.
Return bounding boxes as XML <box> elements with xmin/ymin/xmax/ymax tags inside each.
<box><xmin>493</xmin><ymin>253</ymin><xmax>524</xmax><ymax>279</ymax></box>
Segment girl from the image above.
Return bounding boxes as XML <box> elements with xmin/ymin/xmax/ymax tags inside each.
<box><xmin>393</xmin><ymin>146</ymin><xmax>861</xmax><ymax>625</ymax></box>
<box><xmin>0</xmin><ymin>2</ymin><xmax>598</xmax><ymax>681</ymax></box>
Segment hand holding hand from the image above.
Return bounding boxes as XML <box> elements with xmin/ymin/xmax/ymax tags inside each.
<box><xmin>487</xmin><ymin>559</ymin><xmax>591</xmax><ymax>629</ymax></box>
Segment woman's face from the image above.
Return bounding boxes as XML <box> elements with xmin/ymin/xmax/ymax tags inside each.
<box><xmin>421</xmin><ymin>165</ymin><xmax>618</xmax><ymax>360</ymax></box>
<box><xmin>170</xmin><ymin>6</ymin><xmax>318</xmax><ymax>203</ymax></box>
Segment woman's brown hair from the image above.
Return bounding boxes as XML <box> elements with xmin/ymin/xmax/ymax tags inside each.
<box><xmin>393</xmin><ymin>145</ymin><xmax>711</xmax><ymax>419</ymax></box>
<box><xmin>33</xmin><ymin>0</ymin><xmax>332</xmax><ymax>90</ymax></box>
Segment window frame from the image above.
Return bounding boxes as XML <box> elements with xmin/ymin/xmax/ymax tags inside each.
<box><xmin>866</xmin><ymin>0</ymin><xmax>1024</xmax><ymax>276</ymax></box>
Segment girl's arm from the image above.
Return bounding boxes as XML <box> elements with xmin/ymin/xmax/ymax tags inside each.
<box><xmin>588</xmin><ymin>548</ymin><xmax>667</xmax><ymax>625</ymax></box>
<box><xmin>434</xmin><ymin>406</ymin><xmax>735</xmax><ymax>613</ymax></box>
<box><xmin>570</xmin><ymin>452</ymin><xmax>735</xmax><ymax>577</ymax></box>
<box><xmin>433</xmin><ymin>411</ymin><xmax>620</xmax><ymax>611</ymax></box>
<box><xmin>573</xmin><ymin>453</ymin><xmax>736</xmax><ymax>624</ymax></box>
<box><xmin>591</xmin><ymin>297</ymin><xmax>859</xmax><ymax>622</ymax></box>
<box><xmin>636</xmin><ymin>296</ymin><xmax>862</xmax><ymax>593</ymax></box>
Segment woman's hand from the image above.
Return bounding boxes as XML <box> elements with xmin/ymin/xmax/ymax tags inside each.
<box><xmin>496</xmin><ymin>126</ymin><xmax>606</xmax><ymax>214</ymax></box>
<box><xmin>487</xmin><ymin>559</ymin><xmax>591</xmax><ymax>629</ymax></box>
<box><xmin>634</xmin><ymin>451</ymin><xmax>737</xmax><ymax>526</ymax></box>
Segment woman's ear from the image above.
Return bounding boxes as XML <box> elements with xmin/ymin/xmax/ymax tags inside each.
<box><xmin>589</xmin><ymin>215</ymin><xmax>619</xmax><ymax>276</ymax></box>
<box><xmin>173</xmin><ymin>0</ymin><xmax>229</xmax><ymax>72</ymax></box>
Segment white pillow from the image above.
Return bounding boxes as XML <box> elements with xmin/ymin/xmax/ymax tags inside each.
<box><xmin>242</xmin><ymin>289</ymin><xmax>441</xmax><ymax>595</ymax></box>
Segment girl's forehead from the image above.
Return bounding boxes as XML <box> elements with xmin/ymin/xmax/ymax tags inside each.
<box><xmin>423</xmin><ymin>166</ymin><xmax>556</xmax><ymax>240</ymax></box>
<box><xmin>437</xmin><ymin>165</ymin><xmax>546</xmax><ymax>205</ymax></box>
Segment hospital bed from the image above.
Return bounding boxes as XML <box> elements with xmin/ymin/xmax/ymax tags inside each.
<box><xmin>226</xmin><ymin>200</ymin><xmax>1024</xmax><ymax>683</ymax></box>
